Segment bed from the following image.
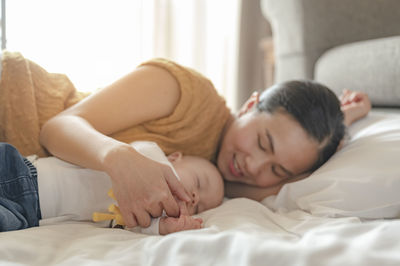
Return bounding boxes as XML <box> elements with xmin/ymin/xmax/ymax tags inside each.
<box><xmin>1</xmin><ymin>111</ymin><xmax>400</xmax><ymax>266</ymax></box>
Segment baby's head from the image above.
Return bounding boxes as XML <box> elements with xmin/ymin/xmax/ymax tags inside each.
<box><xmin>168</xmin><ymin>152</ymin><xmax>224</xmax><ymax>215</ymax></box>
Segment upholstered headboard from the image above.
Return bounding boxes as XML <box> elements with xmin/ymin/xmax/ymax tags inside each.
<box><xmin>261</xmin><ymin>0</ymin><xmax>400</xmax><ymax>108</ymax></box>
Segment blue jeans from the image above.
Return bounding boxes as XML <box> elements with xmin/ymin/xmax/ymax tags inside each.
<box><xmin>0</xmin><ymin>143</ymin><xmax>41</xmax><ymax>232</ymax></box>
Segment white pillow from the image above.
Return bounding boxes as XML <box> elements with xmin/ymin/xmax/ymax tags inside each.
<box><xmin>263</xmin><ymin>112</ymin><xmax>400</xmax><ymax>219</ymax></box>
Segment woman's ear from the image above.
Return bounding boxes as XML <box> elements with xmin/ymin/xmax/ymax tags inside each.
<box><xmin>336</xmin><ymin>139</ymin><xmax>345</xmax><ymax>152</ymax></box>
<box><xmin>238</xmin><ymin>92</ymin><xmax>260</xmax><ymax>117</ymax></box>
<box><xmin>167</xmin><ymin>151</ymin><xmax>183</xmax><ymax>163</ymax></box>
<box><xmin>287</xmin><ymin>172</ymin><xmax>310</xmax><ymax>184</ymax></box>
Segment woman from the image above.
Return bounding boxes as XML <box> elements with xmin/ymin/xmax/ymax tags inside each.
<box><xmin>1</xmin><ymin>53</ymin><xmax>370</xmax><ymax>228</ymax></box>
<box><xmin>222</xmin><ymin>85</ymin><xmax>370</xmax><ymax>201</ymax></box>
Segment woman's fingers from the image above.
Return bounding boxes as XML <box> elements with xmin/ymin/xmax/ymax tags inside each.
<box><xmin>165</xmin><ymin>168</ymin><xmax>191</xmax><ymax>203</ymax></box>
<box><xmin>340</xmin><ymin>89</ymin><xmax>355</xmax><ymax>106</ymax></box>
<box><xmin>178</xmin><ymin>200</ymin><xmax>190</xmax><ymax>216</ymax></box>
<box><xmin>111</xmin><ymin>185</ymin><xmax>137</xmax><ymax>227</ymax></box>
<box><xmin>340</xmin><ymin>90</ymin><xmax>371</xmax><ymax>126</ymax></box>
<box><xmin>125</xmin><ymin>213</ymin><xmax>138</xmax><ymax>228</ymax></box>
<box><xmin>160</xmin><ymin>189</ymin><xmax>181</xmax><ymax>218</ymax></box>
<box><xmin>340</xmin><ymin>89</ymin><xmax>370</xmax><ymax>107</ymax></box>
<box><xmin>118</xmin><ymin>203</ymin><xmax>138</xmax><ymax>228</ymax></box>
<box><xmin>147</xmin><ymin>202</ymin><xmax>164</xmax><ymax>218</ymax></box>
<box><xmin>119</xmin><ymin>200</ymin><xmax>155</xmax><ymax>228</ymax></box>
<box><xmin>134</xmin><ymin>209</ymin><xmax>152</xmax><ymax>228</ymax></box>
<box><xmin>339</xmin><ymin>89</ymin><xmax>349</xmax><ymax>103</ymax></box>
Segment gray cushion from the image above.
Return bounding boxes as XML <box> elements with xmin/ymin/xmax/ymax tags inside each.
<box><xmin>315</xmin><ymin>36</ymin><xmax>400</xmax><ymax>107</ymax></box>
<box><xmin>261</xmin><ymin>0</ymin><xmax>400</xmax><ymax>83</ymax></box>
<box><xmin>372</xmin><ymin>108</ymin><xmax>400</xmax><ymax>115</ymax></box>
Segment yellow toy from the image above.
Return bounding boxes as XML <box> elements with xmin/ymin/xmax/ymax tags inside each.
<box><xmin>92</xmin><ymin>189</ymin><xmax>126</xmax><ymax>227</ymax></box>
<box><xmin>93</xmin><ymin>189</ymin><xmax>203</xmax><ymax>234</ymax></box>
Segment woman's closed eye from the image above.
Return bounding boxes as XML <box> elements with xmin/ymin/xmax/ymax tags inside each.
<box><xmin>258</xmin><ymin>129</ymin><xmax>294</xmax><ymax>180</ymax></box>
<box><xmin>258</xmin><ymin>134</ymin><xmax>267</xmax><ymax>152</ymax></box>
<box><xmin>272</xmin><ymin>164</ymin><xmax>293</xmax><ymax>180</ymax></box>
<box><xmin>271</xmin><ymin>165</ymin><xmax>284</xmax><ymax>179</ymax></box>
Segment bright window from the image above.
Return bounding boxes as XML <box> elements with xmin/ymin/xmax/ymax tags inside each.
<box><xmin>6</xmin><ymin>0</ymin><xmax>152</xmax><ymax>91</ymax></box>
<box><xmin>6</xmin><ymin>0</ymin><xmax>240</xmax><ymax>109</ymax></box>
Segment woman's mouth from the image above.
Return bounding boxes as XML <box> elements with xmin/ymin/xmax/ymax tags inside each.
<box><xmin>229</xmin><ymin>155</ymin><xmax>243</xmax><ymax>178</ymax></box>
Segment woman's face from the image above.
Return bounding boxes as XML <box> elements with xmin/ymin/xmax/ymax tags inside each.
<box><xmin>217</xmin><ymin>108</ymin><xmax>320</xmax><ymax>188</ymax></box>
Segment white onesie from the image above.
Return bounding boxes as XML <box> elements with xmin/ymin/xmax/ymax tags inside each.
<box><xmin>32</xmin><ymin>141</ymin><xmax>179</xmax><ymax>235</ymax></box>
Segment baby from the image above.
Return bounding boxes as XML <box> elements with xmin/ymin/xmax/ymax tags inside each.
<box><xmin>0</xmin><ymin>142</ymin><xmax>224</xmax><ymax>235</ymax></box>
<box><xmin>94</xmin><ymin>141</ymin><xmax>225</xmax><ymax>235</ymax></box>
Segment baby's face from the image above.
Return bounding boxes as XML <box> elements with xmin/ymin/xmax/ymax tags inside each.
<box><xmin>168</xmin><ymin>153</ymin><xmax>224</xmax><ymax>215</ymax></box>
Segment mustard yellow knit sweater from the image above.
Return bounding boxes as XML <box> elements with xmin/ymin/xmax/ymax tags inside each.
<box><xmin>0</xmin><ymin>52</ymin><xmax>231</xmax><ymax>161</ymax></box>
<box><xmin>0</xmin><ymin>51</ymin><xmax>89</xmax><ymax>157</ymax></box>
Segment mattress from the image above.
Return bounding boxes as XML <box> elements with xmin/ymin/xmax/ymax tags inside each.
<box><xmin>1</xmin><ymin>111</ymin><xmax>400</xmax><ymax>266</ymax></box>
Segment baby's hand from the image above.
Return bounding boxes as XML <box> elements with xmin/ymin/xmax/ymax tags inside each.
<box><xmin>339</xmin><ymin>89</ymin><xmax>371</xmax><ymax>126</ymax></box>
<box><xmin>159</xmin><ymin>215</ymin><xmax>203</xmax><ymax>235</ymax></box>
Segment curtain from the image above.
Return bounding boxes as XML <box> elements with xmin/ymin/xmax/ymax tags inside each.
<box><xmin>236</xmin><ymin>0</ymin><xmax>272</xmax><ymax>108</ymax></box>
<box><xmin>6</xmin><ymin>0</ymin><xmax>247</xmax><ymax>110</ymax></box>
<box><xmin>154</xmin><ymin>0</ymin><xmax>272</xmax><ymax>110</ymax></box>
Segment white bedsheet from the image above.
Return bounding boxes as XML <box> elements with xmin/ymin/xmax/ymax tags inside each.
<box><xmin>2</xmin><ymin>112</ymin><xmax>400</xmax><ymax>266</ymax></box>
<box><xmin>1</xmin><ymin>198</ymin><xmax>400</xmax><ymax>266</ymax></box>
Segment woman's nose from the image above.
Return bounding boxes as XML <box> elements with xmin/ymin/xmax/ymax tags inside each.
<box><xmin>245</xmin><ymin>154</ymin><xmax>269</xmax><ymax>177</ymax></box>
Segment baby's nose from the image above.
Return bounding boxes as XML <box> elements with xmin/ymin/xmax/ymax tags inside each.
<box><xmin>191</xmin><ymin>191</ymin><xmax>199</xmax><ymax>207</ymax></box>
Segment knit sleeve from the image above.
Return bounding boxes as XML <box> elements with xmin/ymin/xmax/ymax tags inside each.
<box><xmin>132</xmin><ymin>58</ymin><xmax>232</xmax><ymax>161</ymax></box>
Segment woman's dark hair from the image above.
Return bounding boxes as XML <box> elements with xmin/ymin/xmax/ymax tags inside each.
<box><xmin>256</xmin><ymin>79</ymin><xmax>345</xmax><ymax>172</ymax></box>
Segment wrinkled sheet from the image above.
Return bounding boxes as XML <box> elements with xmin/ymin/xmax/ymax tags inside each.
<box><xmin>1</xmin><ymin>198</ymin><xmax>399</xmax><ymax>266</ymax></box>
<box><xmin>2</xmin><ymin>112</ymin><xmax>400</xmax><ymax>265</ymax></box>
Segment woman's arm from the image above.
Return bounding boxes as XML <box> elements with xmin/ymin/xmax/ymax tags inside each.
<box><xmin>40</xmin><ymin>65</ymin><xmax>190</xmax><ymax>228</ymax></box>
<box><xmin>41</xmin><ymin>65</ymin><xmax>179</xmax><ymax>167</ymax></box>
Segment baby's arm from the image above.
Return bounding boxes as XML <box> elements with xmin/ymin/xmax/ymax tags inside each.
<box><xmin>159</xmin><ymin>215</ymin><xmax>203</xmax><ymax>235</ymax></box>
<box><xmin>133</xmin><ymin>200</ymin><xmax>202</xmax><ymax>235</ymax></box>
<box><xmin>159</xmin><ymin>200</ymin><xmax>202</xmax><ymax>235</ymax></box>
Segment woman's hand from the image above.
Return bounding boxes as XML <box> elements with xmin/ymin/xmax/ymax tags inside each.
<box><xmin>104</xmin><ymin>144</ymin><xmax>191</xmax><ymax>228</ymax></box>
<box><xmin>339</xmin><ymin>89</ymin><xmax>371</xmax><ymax>126</ymax></box>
